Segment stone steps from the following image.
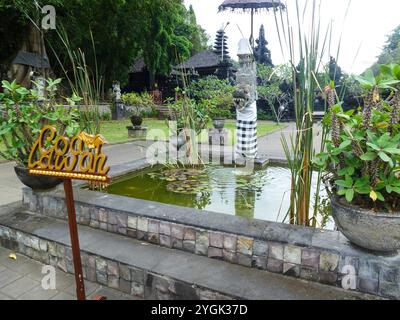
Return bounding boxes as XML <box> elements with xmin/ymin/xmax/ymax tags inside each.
<box><xmin>0</xmin><ymin>206</ymin><xmax>375</xmax><ymax>300</ymax></box>
<box><xmin>155</xmin><ymin>105</ymin><xmax>174</xmax><ymax>120</ymax></box>
<box><xmin>22</xmin><ymin>186</ymin><xmax>400</xmax><ymax>299</ymax></box>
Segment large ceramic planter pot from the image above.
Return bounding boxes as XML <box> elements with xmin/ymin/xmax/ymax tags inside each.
<box><xmin>130</xmin><ymin>115</ymin><xmax>143</xmax><ymax>127</ymax></box>
<box><xmin>212</xmin><ymin>118</ymin><xmax>225</xmax><ymax>131</ymax></box>
<box><xmin>14</xmin><ymin>165</ymin><xmax>63</xmax><ymax>191</ymax></box>
<box><xmin>331</xmin><ymin>196</ymin><xmax>400</xmax><ymax>253</ymax></box>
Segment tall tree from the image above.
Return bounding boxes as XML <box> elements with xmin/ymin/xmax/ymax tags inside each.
<box><xmin>328</xmin><ymin>56</ymin><xmax>343</xmax><ymax>84</ymax></box>
<box><xmin>186</xmin><ymin>5</ymin><xmax>209</xmax><ymax>55</ymax></box>
<box><xmin>48</xmin><ymin>0</ymin><xmax>143</xmax><ymax>89</ymax></box>
<box><xmin>139</xmin><ymin>0</ymin><xmax>192</xmax><ymax>89</ymax></box>
<box><xmin>379</xmin><ymin>25</ymin><xmax>400</xmax><ymax>63</ymax></box>
<box><xmin>367</xmin><ymin>25</ymin><xmax>400</xmax><ymax>74</ymax></box>
<box><xmin>0</xmin><ymin>0</ymin><xmax>208</xmax><ymax>90</ymax></box>
<box><xmin>254</xmin><ymin>25</ymin><xmax>273</xmax><ymax>67</ymax></box>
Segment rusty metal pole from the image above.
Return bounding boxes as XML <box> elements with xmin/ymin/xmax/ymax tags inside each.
<box><xmin>63</xmin><ymin>179</ymin><xmax>86</xmax><ymax>300</ymax></box>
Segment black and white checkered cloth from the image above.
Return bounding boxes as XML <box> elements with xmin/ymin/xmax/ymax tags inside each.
<box><xmin>236</xmin><ymin>119</ymin><xmax>258</xmax><ymax>158</ymax></box>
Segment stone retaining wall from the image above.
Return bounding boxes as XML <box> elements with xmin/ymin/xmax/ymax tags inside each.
<box><xmin>22</xmin><ymin>187</ymin><xmax>400</xmax><ymax>299</ymax></box>
<box><xmin>0</xmin><ymin>224</ymin><xmax>232</xmax><ymax>300</ymax></box>
<box><xmin>58</xmin><ymin>104</ymin><xmax>153</xmax><ymax>117</ymax></box>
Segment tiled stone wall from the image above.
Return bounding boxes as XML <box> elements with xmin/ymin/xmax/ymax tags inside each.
<box><xmin>0</xmin><ymin>225</ymin><xmax>233</xmax><ymax>300</ymax></box>
<box><xmin>22</xmin><ymin>188</ymin><xmax>400</xmax><ymax>299</ymax></box>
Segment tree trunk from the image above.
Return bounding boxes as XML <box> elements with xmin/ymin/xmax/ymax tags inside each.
<box><xmin>8</xmin><ymin>23</ymin><xmax>49</xmax><ymax>87</ymax></box>
<box><xmin>148</xmin><ymin>71</ymin><xmax>156</xmax><ymax>91</ymax></box>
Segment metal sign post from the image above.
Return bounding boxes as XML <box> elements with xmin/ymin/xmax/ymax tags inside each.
<box><xmin>28</xmin><ymin>125</ymin><xmax>111</xmax><ymax>300</ymax></box>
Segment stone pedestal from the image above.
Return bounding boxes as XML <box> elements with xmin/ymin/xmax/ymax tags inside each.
<box><xmin>232</xmin><ymin>156</ymin><xmax>269</xmax><ymax>170</ymax></box>
<box><xmin>127</xmin><ymin>126</ymin><xmax>147</xmax><ymax>139</ymax></box>
<box><xmin>112</xmin><ymin>101</ymin><xmax>126</xmax><ymax>120</ymax></box>
<box><xmin>208</xmin><ymin>128</ymin><xmax>228</xmax><ymax>146</ymax></box>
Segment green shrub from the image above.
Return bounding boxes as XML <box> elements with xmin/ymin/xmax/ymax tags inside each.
<box><xmin>0</xmin><ymin>79</ymin><xmax>80</xmax><ymax>166</ymax></box>
<box><xmin>122</xmin><ymin>92</ymin><xmax>157</xmax><ymax>118</ymax></box>
<box><xmin>167</xmin><ymin>97</ymin><xmax>209</xmax><ymax>134</ymax></box>
<box><xmin>121</xmin><ymin>92</ymin><xmax>155</xmax><ymax>108</ymax></box>
<box><xmin>186</xmin><ymin>76</ymin><xmax>234</xmax><ymax>119</ymax></box>
<box><xmin>101</xmin><ymin>112</ymin><xmax>112</xmax><ymax>121</ymax></box>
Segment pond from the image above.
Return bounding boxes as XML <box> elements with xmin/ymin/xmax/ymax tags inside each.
<box><xmin>106</xmin><ymin>165</ymin><xmax>334</xmax><ymax>230</ymax></box>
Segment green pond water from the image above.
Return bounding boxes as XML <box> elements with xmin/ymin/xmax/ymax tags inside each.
<box><xmin>106</xmin><ymin>165</ymin><xmax>333</xmax><ymax>229</ymax></box>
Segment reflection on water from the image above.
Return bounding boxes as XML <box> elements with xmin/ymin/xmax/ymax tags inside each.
<box><xmin>106</xmin><ymin>165</ymin><xmax>333</xmax><ymax>229</ymax></box>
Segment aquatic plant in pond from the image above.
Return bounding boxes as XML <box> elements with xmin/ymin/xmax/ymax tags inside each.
<box><xmin>272</xmin><ymin>0</ymin><xmax>348</xmax><ymax>227</ymax></box>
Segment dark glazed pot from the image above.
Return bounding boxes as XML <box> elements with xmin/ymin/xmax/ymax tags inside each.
<box><xmin>14</xmin><ymin>165</ymin><xmax>63</xmax><ymax>190</ymax></box>
<box><xmin>212</xmin><ymin>118</ymin><xmax>225</xmax><ymax>131</ymax></box>
<box><xmin>130</xmin><ymin>115</ymin><xmax>143</xmax><ymax>127</ymax></box>
<box><xmin>331</xmin><ymin>196</ymin><xmax>400</xmax><ymax>253</ymax></box>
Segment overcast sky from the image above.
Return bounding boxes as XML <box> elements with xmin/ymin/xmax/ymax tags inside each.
<box><xmin>184</xmin><ymin>0</ymin><xmax>400</xmax><ymax>75</ymax></box>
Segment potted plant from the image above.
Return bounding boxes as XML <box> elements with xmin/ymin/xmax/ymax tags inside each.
<box><xmin>122</xmin><ymin>92</ymin><xmax>143</xmax><ymax>126</ymax></box>
<box><xmin>315</xmin><ymin>65</ymin><xmax>400</xmax><ymax>253</ymax></box>
<box><xmin>0</xmin><ymin>79</ymin><xmax>80</xmax><ymax>190</ymax></box>
<box><xmin>122</xmin><ymin>92</ymin><xmax>156</xmax><ymax>127</ymax></box>
<box><xmin>203</xmin><ymin>95</ymin><xmax>233</xmax><ymax>131</ymax></box>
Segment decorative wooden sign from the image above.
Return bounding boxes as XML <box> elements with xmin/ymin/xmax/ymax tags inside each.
<box><xmin>28</xmin><ymin>125</ymin><xmax>112</xmax><ymax>300</ymax></box>
<box><xmin>28</xmin><ymin>125</ymin><xmax>110</xmax><ymax>183</ymax></box>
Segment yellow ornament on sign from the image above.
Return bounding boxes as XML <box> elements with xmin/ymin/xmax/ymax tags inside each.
<box><xmin>28</xmin><ymin>126</ymin><xmax>111</xmax><ymax>183</ymax></box>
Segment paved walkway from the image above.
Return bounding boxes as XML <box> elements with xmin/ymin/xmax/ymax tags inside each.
<box><xmin>258</xmin><ymin>122</ymin><xmax>323</xmax><ymax>159</ymax></box>
<box><xmin>0</xmin><ymin>246</ymin><xmax>137</xmax><ymax>300</ymax></box>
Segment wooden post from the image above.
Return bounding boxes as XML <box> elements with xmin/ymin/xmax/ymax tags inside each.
<box><xmin>63</xmin><ymin>179</ymin><xmax>86</xmax><ymax>300</ymax></box>
<box><xmin>28</xmin><ymin>127</ymin><xmax>111</xmax><ymax>300</ymax></box>
<box><xmin>250</xmin><ymin>8</ymin><xmax>254</xmax><ymax>50</ymax></box>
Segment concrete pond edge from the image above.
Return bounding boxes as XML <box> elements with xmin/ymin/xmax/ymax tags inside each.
<box><xmin>17</xmin><ymin>158</ymin><xmax>400</xmax><ymax>299</ymax></box>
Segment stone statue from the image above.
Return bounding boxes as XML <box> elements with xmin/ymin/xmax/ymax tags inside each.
<box><xmin>234</xmin><ymin>38</ymin><xmax>258</xmax><ymax>160</ymax></box>
<box><xmin>112</xmin><ymin>81</ymin><xmax>122</xmax><ymax>102</ymax></box>
<box><xmin>111</xmin><ymin>81</ymin><xmax>124</xmax><ymax>120</ymax></box>
<box><xmin>32</xmin><ymin>74</ymin><xmax>46</xmax><ymax>101</ymax></box>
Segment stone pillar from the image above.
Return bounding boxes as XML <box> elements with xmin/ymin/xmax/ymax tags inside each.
<box><xmin>234</xmin><ymin>39</ymin><xmax>258</xmax><ymax>160</ymax></box>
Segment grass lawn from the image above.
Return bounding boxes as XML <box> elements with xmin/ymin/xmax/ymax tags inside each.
<box><xmin>100</xmin><ymin>119</ymin><xmax>284</xmax><ymax>145</ymax></box>
<box><xmin>0</xmin><ymin>119</ymin><xmax>284</xmax><ymax>160</ymax></box>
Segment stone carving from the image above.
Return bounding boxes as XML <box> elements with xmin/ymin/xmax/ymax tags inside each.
<box><xmin>112</xmin><ymin>81</ymin><xmax>121</xmax><ymax>102</ymax></box>
<box><xmin>233</xmin><ymin>84</ymin><xmax>252</xmax><ymax>112</ymax></box>
<box><xmin>112</xmin><ymin>81</ymin><xmax>125</xmax><ymax>120</ymax></box>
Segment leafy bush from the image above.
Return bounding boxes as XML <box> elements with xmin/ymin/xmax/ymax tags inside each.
<box><xmin>187</xmin><ymin>76</ymin><xmax>234</xmax><ymax>119</ymax></box>
<box><xmin>122</xmin><ymin>92</ymin><xmax>156</xmax><ymax>117</ymax></box>
<box><xmin>257</xmin><ymin>64</ymin><xmax>292</xmax><ymax>123</ymax></box>
<box><xmin>101</xmin><ymin>112</ymin><xmax>112</xmax><ymax>121</ymax></box>
<box><xmin>187</xmin><ymin>76</ymin><xmax>234</xmax><ymax>100</ymax></box>
<box><xmin>257</xmin><ymin>109</ymin><xmax>276</xmax><ymax>121</ymax></box>
<box><xmin>314</xmin><ymin>65</ymin><xmax>400</xmax><ymax>211</ymax></box>
<box><xmin>167</xmin><ymin>97</ymin><xmax>209</xmax><ymax>134</ymax></box>
<box><xmin>0</xmin><ymin>79</ymin><xmax>80</xmax><ymax>166</ymax></box>
<box><xmin>122</xmin><ymin>92</ymin><xmax>155</xmax><ymax>108</ymax></box>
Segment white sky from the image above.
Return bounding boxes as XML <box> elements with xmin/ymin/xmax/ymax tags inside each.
<box><xmin>184</xmin><ymin>0</ymin><xmax>400</xmax><ymax>75</ymax></box>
